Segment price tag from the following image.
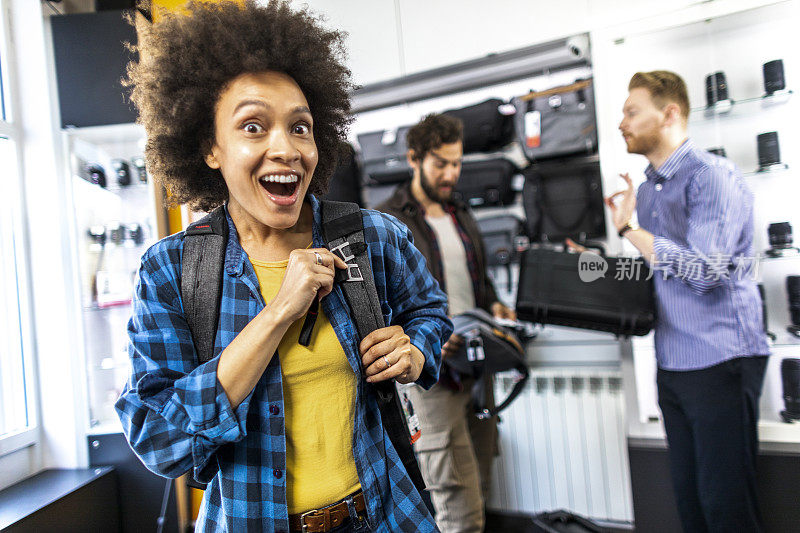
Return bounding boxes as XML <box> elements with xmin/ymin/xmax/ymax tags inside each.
<box><xmin>524</xmin><ymin>110</ymin><xmax>541</xmax><ymax>148</ymax></box>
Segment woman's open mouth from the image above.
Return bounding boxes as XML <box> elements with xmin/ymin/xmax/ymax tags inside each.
<box><xmin>259</xmin><ymin>173</ymin><xmax>301</xmax><ymax>206</ymax></box>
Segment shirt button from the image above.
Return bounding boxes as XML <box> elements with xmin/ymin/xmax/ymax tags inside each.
<box><xmin>269</xmin><ymin>405</ymin><xmax>279</xmax><ymax>416</ymax></box>
<box><xmin>274</xmin><ymin>469</ymin><xmax>283</xmax><ymax>479</ymax></box>
<box><xmin>652</xmin><ymin>211</ymin><xmax>658</xmax><ymax>217</ymax></box>
<box><xmin>655</xmin><ymin>183</ymin><xmax>663</xmax><ymax>191</ymax></box>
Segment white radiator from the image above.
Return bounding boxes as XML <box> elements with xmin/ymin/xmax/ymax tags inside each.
<box><xmin>487</xmin><ymin>369</ymin><xmax>633</xmax><ymax>522</ymax></box>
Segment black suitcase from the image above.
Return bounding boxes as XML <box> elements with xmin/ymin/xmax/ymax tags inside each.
<box><xmin>322</xmin><ymin>143</ymin><xmax>364</xmax><ymax>206</ymax></box>
<box><xmin>530</xmin><ymin>510</ymin><xmax>610</xmax><ymax>532</ymax></box>
<box><xmin>516</xmin><ymin>247</ymin><xmax>656</xmax><ymax>336</ymax></box>
<box><xmin>443</xmin><ymin>98</ymin><xmax>515</xmax><ymax>154</ymax></box>
<box><xmin>357</xmin><ymin>126</ymin><xmax>412</xmax><ymax>185</ymax></box>
<box><xmin>476</xmin><ymin>213</ymin><xmax>526</xmax><ymax>267</ymax></box>
<box><xmin>454</xmin><ymin>158</ymin><xmax>518</xmax><ymax>208</ymax></box>
<box><xmin>512</xmin><ymin>78</ymin><xmax>598</xmax><ymax>162</ymax></box>
<box><xmin>522</xmin><ymin>156</ymin><xmax>606</xmax><ymax>242</ymax></box>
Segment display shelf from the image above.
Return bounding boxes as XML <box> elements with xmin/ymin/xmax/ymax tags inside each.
<box><xmin>628</xmin><ymin>418</ymin><xmax>800</xmax><ymax>445</ymax></box>
<box><xmin>82</xmin><ymin>302</ymin><xmax>133</xmax><ymax>312</ymax></box>
<box><xmin>767</xmin><ymin>328</ymin><xmax>800</xmax><ymax>347</ymax></box>
<box><xmin>760</xmin><ymin>419</ymin><xmax>800</xmax><ymax>444</ymax></box>
<box><xmin>64</xmin><ymin>123</ymin><xmax>146</xmax><ymax>145</ymax></box>
<box><xmin>690</xmin><ymin>89</ymin><xmax>793</xmax><ymax>121</ymax></box>
<box><xmin>87</xmin><ymin>418</ymin><xmax>123</xmax><ymax>436</ymax></box>
<box><xmin>758</xmin><ymin>249</ymin><xmax>800</xmax><ymax>261</ymax></box>
<box><xmin>92</xmin><ymin>360</ymin><xmax>130</xmax><ymax>372</ymax></box>
<box><xmin>743</xmin><ymin>163</ymin><xmax>790</xmax><ymax>178</ymax></box>
<box><xmin>63</xmin><ymin>123</ymin><xmax>162</xmax><ymax>434</ymax></box>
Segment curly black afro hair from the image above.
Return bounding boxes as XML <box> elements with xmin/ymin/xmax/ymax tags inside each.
<box><xmin>125</xmin><ymin>0</ymin><xmax>354</xmax><ymax>211</ymax></box>
<box><xmin>405</xmin><ymin>113</ymin><xmax>463</xmax><ymax>162</ymax></box>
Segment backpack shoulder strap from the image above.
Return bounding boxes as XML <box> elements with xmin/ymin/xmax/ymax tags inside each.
<box><xmin>181</xmin><ymin>206</ymin><xmax>228</xmax><ymax>365</ymax></box>
<box><xmin>320</xmin><ymin>199</ymin><xmax>427</xmax><ymax>495</ymax></box>
<box><xmin>319</xmin><ymin>200</ymin><xmax>385</xmax><ymax>337</ymax></box>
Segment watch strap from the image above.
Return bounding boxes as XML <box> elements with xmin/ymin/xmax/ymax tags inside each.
<box><xmin>618</xmin><ymin>222</ymin><xmax>637</xmax><ymax>238</ymax></box>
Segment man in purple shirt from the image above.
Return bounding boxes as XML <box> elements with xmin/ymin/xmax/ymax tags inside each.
<box><xmin>609</xmin><ymin>70</ymin><xmax>770</xmax><ymax>532</ymax></box>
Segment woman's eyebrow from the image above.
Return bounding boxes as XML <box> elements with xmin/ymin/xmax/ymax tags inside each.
<box><xmin>232</xmin><ymin>101</ymin><xmax>312</xmax><ymax>116</ymax></box>
<box><xmin>233</xmin><ymin>99</ymin><xmax>270</xmax><ymax>114</ymax></box>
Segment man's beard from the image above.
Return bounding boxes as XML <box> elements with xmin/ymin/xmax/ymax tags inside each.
<box><xmin>420</xmin><ymin>166</ymin><xmax>453</xmax><ymax>204</ymax></box>
<box><xmin>625</xmin><ymin>129</ymin><xmax>661</xmax><ymax>156</ymax></box>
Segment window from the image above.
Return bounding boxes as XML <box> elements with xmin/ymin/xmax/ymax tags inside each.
<box><xmin>0</xmin><ymin>0</ymin><xmax>37</xmax><ymax>455</ymax></box>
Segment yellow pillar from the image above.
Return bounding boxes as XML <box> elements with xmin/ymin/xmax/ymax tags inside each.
<box><xmin>152</xmin><ymin>0</ymin><xmax>244</xmax><ymax>21</ymax></box>
<box><xmin>149</xmin><ymin>0</ymin><xmax>242</xmax><ymax>234</ymax></box>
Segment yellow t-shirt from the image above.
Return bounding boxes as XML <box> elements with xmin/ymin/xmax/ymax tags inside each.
<box><xmin>250</xmin><ymin>257</ymin><xmax>361</xmax><ymax>514</ymax></box>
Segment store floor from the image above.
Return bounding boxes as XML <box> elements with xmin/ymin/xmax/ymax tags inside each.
<box><xmin>485</xmin><ymin>510</ymin><xmax>634</xmax><ymax>532</ymax></box>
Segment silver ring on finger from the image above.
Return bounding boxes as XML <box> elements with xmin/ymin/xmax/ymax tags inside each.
<box><xmin>314</xmin><ymin>251</ymin><xmax>323</xmax><ymax>265</ymax></box>
<box><xmin>383</xmin><ymin>355</ymin><xmax>391</xmax><ymax>369</ymax></box>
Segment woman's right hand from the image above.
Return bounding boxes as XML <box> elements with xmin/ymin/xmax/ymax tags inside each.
<box><xmin>268</xmin><ymin>248</ymin><xmax>347</xmax><ymax>324</ymax></box>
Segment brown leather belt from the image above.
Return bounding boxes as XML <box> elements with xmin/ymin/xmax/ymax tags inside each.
<box><xmin>289</xmin><ymin>491</ymin><xmax>367</xmax><ymax>532</ymax></box>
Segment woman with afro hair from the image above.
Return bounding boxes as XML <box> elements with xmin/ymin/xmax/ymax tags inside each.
<box><xmin>115</xmin><ymin>2</ymin><xmax>451</xmax><ymax>531</ymax></box>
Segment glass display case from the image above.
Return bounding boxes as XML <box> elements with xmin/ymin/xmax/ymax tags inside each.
<box><xmin>65</xmin><ymin>123</ymin><xmax>166</xmax><ymax>434</ymax></box>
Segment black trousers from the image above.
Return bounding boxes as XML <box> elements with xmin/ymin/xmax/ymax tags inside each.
<box><xmin>657</xmin><ymin>356</ymin><xmax>768</xmax><ymax>533</ymax></box>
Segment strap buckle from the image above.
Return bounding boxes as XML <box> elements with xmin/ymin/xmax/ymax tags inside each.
<box><xmin>329</xmin><ymin>241</ymin><xmax>364</xmax><ymax>282</ymax></box>
<box><xmin>299</xmin><ymin>509</ymin><xmax>319</xmax><ymax>533</ymax></box>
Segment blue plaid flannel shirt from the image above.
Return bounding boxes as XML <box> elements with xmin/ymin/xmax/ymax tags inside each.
<box><xmin>116</xmin><ymin>195</ymin><xmax>451</xmax><ymax>532</ymax></box>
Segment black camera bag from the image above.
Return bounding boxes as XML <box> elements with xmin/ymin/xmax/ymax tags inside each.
<box><xmin>454</xmin><ymin>157</ymin><xmax>518</xmax><ymax>208</ymax></box>
<box><xmin>449</xmin><ymin>308</ymin><xmax>529</xmax><ymax>418</ymax></box>
<box><xmin>476</xmin><ymin>213</ymin><xmax>525</xmax><ymax>267</ymax></box>
<box><xmin>522</xmin><ymin>155</ymin><xmax>606</xmax><ymax>242</ymax></box>
<box><xmin>357</xmin><ymin>126</ymin><xmax>413</xmax><ymax>185</ymax></box>
<box><xmin>516</xmin><ymin>247</ymin><xmax>656</xmax><ymax>336</ymax></box>
<box><xmin>443</xmin><ymin>98</ymin><xmax>515</xmax><ymax>154</ymax></box>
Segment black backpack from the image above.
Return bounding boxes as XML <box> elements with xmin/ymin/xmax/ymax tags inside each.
<box><xmin>449</xmin><ymin>309</ymin><xmax>530</xmax><ymax>418</ymax></box>
<box><xmin>322</xmin><ymin>143</ymin><xmax>364</xmax><ymax>207</ymax></box>
<box><xmin>181</xmin><ymin>201</ymin><xmax>426</xmax><ymax>495</ymax></box>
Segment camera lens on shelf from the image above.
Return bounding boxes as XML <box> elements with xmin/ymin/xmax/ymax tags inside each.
<box><xmin>107</xmin><ymin>222</ymin><xmax>124</xmax><ymax>246</ymax></box>
<box><xmin>768</xmin><ymin>222</ymin><xmax>793</xmax><ymax>249</ymax></box>
<box><xmin>757</xmin><ymin>132</ymin><xmax>782</xmax><ymax>169</ymax></box>
<box><xmin>786</xmin><ymin>276</ymin><xmax>800</xmax><ymax>325</ymax></box>
<box><xmin>87</xmin><ymin>225</ymin><xmax>106</xmax><ymax>247</ymax></box>
<box><xmin>705</xmin><ymin>71</ymin><xmax>729</xmax><ymax>107</ymax></box>
<box><xmin>131</xmin><ymin>156</ymin><xmax>147</xmax><ymax>184</ymax></box>
<box><xmin>85</xmin><ymin>164</ymin><xmax>107</xmax><ymax>188</ymax></box>
<box><xmin>112</xmin><ymin>159</ymin><xmax>131</xmax><ymax>187</ymax></box>
<box><xmin>781</xmin><ymin>358</ymin><xmax>800</xmax><ymax>422</ymax></box>
<box><xmin>124</xmin><ymin>223</ymin><xmax>145</xmax><ymax>246</ymax></box>
<box><xmin>763</xmin><ymin>59</ymin><xmax>786</xmax><ymax>96</ymax></box>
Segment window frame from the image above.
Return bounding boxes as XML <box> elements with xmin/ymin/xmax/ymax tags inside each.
<box><xmin>0</xmin><ymin>0</ymin><xmax>40</xmax><ymax>458</ymax></box>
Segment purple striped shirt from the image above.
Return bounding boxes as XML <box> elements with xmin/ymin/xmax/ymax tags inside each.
<box><xmin>637</xmin><ymin>139</ymin><xmax>770</xmax><ymax>370</ymax></box>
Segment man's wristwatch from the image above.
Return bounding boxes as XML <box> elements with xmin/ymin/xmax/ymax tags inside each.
<box><xmin>618</xmin><ymin>221</ymin><xmax>640</xmax><ymax>238</ymax></box>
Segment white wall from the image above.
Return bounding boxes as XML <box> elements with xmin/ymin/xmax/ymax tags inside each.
<box><xmin>304</xmin><ymin>0</ymin><xmax>747</xmax><ymax>86</ymax></box>
<box><xmin>300</xmin><ymin>0</ymin><xmax>404</xmax><ymax>86</ymax></box>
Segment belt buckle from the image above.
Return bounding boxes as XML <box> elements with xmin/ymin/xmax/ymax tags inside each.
<box><xmin>299</xmin><ymin>508</ymin><xmax>319</xmax><ymax>533</ymax></box>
